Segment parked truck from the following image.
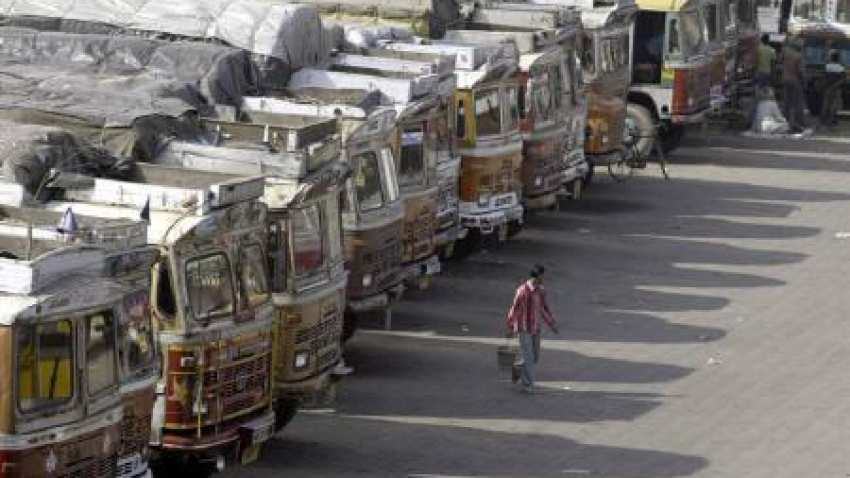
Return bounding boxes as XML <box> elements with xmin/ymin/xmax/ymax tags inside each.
<box><xmin>448</xmin><ymin>1</ymin><xmax>589</xmax><ymax>203</ymax></box>
<box><xmin>155</xmin><ymin>114</ymin><xmax>350</xmax><ymax>429</ymax></box>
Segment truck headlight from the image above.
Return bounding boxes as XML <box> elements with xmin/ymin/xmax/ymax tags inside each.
<box><xmin>534</xmin><ymin>176</ymin><xmax>543</xmax><ymax>187</ymax></box>
<box><xmin>362</xmin><ymin>273</ymin><xmax>373</xmax><ymax>288</ymax></box>
<box><xmin>601</xmin><ymin>134</ymin><xmax>609</xmax><ymax>145</ymax></box>
<box><xmin>294</xmin><ymin>352</ymin><xmax>309</xmax><ymax>369</ymax></box>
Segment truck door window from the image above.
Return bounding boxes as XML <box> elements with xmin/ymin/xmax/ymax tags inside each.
<box><xmin>292</xmin><ymin>206</ymin><xmax>324</xmax><ymax>276</ymax></box>
<box><xmin>240</xmin><ymin>244</ymin><xmax>269</xmax><ymax>307</ymax></box>
<box><xmin>86</xmin><ymin>312</ymin><xmax>117</xmax><ymax>396</ymax></box>
<box><xmin>634</xmin><ymin>12</ymin><xmax>666</xmax><ymax>83</ymax></box>
<box><xmin>668</xmin><ymin>18</ymin><xmax>682</xmax><ymax>56</ymax></box>
<box><xmin>380</xmin><ymin>148</ymin><xmax>400</xmax><ymax>202</ymax></box>
<box><xmin>474</xmin><ymin>88</ymin><xmax>502</xmax><ymax>136</ymax></box>
<box><xmin>268</xmin><ymin>221</ymin><xmax>288</xmax><ymax>291</ymax></box>
<box><xmin>120</xmin><ymin>291</ymin><xmax>155</xmax><ymax>375</ymax></box>
<box><xmin>506</xmin><ymin>87</ymin><xmax>520</xmax><ymax>132</ymax></box>
<box><xmin>17</xmin><ymin>320</ymin><xmax>74</xmax><ymax>412</ymax></box>
<box><xmin>582</xmin><ymin>33</ymin><xmax>596</xmax><ymax>78</ymax></box>
<box><xmin>705</xmin><ymin>4</ymin><xmax>719</xmax><ymax>42</ymax></box>
<box><xmin>185</xmin><ymin>253</ymin><xmax>235</xmax><ymax>322</ymax></box>
<box><xmin>155</xmin><ymin>262</ymin><xmax>177</xmax><ymax>318</ymax></box>
<box><xmin>456</xmin><ymin>98</ymin><xmax>466</xmax><ymax>139</ymax></box>
<box><xmin>352</xmin><ymin>151</ymin><xmax>385</xmax><ymax>211</ymax></box>
<box><xmin>399</xmin><ymin>125</ymin><xmax>426</xmax><ymax>187</ymax></box>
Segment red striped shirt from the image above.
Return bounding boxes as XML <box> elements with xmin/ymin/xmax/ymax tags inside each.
<box><xmin>505</xmin><ymin>280</ymin><xmax>557</xmax><ymax>335</ymax></box>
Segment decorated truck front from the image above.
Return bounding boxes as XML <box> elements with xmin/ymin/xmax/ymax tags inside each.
<box><xmin>331</xmin><ymin>44</ymin><xmax>468</xmax><ymax>259</ymax></box>
<box><xmin>155</xmin><ymin>114</ymin><xmax>349</xmax><ymax>430</ymax></box>
<box><xmin>288</xmin><ymin>67</ymin><xmax>441</xmax><ymax>290</ymax></box>
<box><xmin>241</xmin><ymin>96</ymin><xmax>404</xmax><ymax>335</ymax></box>
<box><xmin>384</xmin><ymin>41</ymin><xmax>525</xmax><ymax>242</ymax></box>
<box><xmin>32</xmin><ymin>165</ymin><xmax>276</xmax><ymax>473</ymax></box>
<box><xmin>453</xmin><ymin>2</ymin><xmax>589</xmax><ymax>201</ymax></box>
<box><xmin>0</xmin><ymin>204</ymin><xmax>159</xmax><ymax>478</ymax></box>
<box><xmin>628</xmin><ymin>0</ymin><xmax>712</xmax><ymax>154</ymax></box>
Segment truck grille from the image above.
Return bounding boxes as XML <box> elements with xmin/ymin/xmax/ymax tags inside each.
<box><xmin>295</xmin><ymin>309</ymin><xmax>341</xmax><ymax>345</ymax></box>
<box><xmin>119</xmin><ymin>411</ymin><xmax>151</xmax><ymax>456</ymax></box>
<box><xmin>58</xmin><ymin>454</ymin><xmax>116</xmax><ymax>478</ymax></box>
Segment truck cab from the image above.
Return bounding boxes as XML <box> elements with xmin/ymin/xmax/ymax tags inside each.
<box><xmin>383</xmin><ymin>41</ymin><xmax>526</xmax><ymax>243</ymax></box>
<box><xmin>0</xmin><ymin>205</ymin><xmax>156</xmax><ymax>478</ymax></box>
<box><xmin>240</xmin><ymin>94</ymin><xmax>405</xmax><ymax>335</ymax></box>
<box><xmin>14</xmin><ymin>164</ymin><xmax>277</xmax><ymax>474</ymax></box>
<box><xmin>287</xmin><ymin>65</ymin><xmax>443</xmax><ymax>290</ymax></box>
<box><xmin>449</xmin><ymin>3</ymin><xmax>589</xmax><ymax>203</ymax></box>
<box><xmin>154</xmin><ymin>114</ymin><xmax>349</xmax><ymax>430</ymax></box>
<box><xmin>628</xmin><ymin>0</ymin><xmax>712</xmax><ymax>154</ymax></box>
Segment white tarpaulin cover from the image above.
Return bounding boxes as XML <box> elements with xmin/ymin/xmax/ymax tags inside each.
<box><xmin>0</xmin><ymin>0</ymin><xmax>329</xmax><ymax>83</ymax></box>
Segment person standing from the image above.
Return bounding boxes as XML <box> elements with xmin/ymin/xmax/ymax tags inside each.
<box><xmin>756</xmin><ymin>34</ymin><xmax>776</xmax><ymax>91</ymax></box>
<box><xmin>820</xmin><ymin>50</ymin><xmax>847</xmax><ymax>127</ymax></box>
<box><xmin>782</xmin><ymin>39</ymin><xmax>808</xmax><ymax>133</ymax></box>
<box><xmin>505</xmin><ymin>265</ymin><xmax>559</xmax><ymax>393</ymax></box>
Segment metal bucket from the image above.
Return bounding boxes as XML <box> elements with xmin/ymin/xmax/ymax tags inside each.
<box><xmin>497</xmin><ymin>344</ymin><xmax>517</xmax><ymax>371</ymax></box>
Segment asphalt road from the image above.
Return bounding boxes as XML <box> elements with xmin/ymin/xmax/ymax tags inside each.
<box><xmin>224</xmin><ymin>134</ymin><xmax>850</xmax><ymax>477</ymax></box>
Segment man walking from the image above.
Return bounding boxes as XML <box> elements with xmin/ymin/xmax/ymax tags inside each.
<box><xmin>782</xmin><ymin>39</ymin><xmax>808</xmax><ymax>133</ymax></box>
<box><xmin>755</xmin><ymin>34</ymin><xmax>776</xmax><ymax>92</ymax></box>
<box><xmin>505</xmin><ymin>265</ymin><xmax>559</xmax><ymax>393</ymax></box>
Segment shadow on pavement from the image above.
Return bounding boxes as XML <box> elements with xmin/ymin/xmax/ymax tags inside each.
<box><xmin>242</xmin><ymin>414</ymin><xmax>708</xmax><ymax>478</ymax></box>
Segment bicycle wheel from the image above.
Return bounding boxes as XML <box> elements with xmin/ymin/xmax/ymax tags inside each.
<box><xmin>608</xmin><ymin>148</ymin><xmax>634</xmax><ymax>182</ymax></box>
<box><xmin>654</xmin><ymin>139</ymin><xmax>671</xmax><ymax>180</ymax></box>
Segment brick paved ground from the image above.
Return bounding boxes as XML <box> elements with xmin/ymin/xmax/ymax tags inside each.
<box><xmin>223</xmin><ymin>130</ymin><xmax>850</xmax><ymax>478</ymax></box>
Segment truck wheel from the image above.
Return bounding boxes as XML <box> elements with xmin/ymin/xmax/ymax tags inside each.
<box><xmin>625</xmin><ymin>103</ymin><xmax>655</xmax><ymax>159</ymax></box>
<box><xmin>274</xmin><ymin>399</ymin><xmax>299</xmax><ymax>432</ymax></box>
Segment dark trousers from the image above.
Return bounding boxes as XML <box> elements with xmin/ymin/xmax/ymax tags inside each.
<box><xmin>821</xmin><ymin>82</ymin><xmax>843</xmax><ymax>125</ymax></box>
<box><xmin>782</xmin><ymin>81</ymin><xmax>806</xmax><ymax>132</ymax></box>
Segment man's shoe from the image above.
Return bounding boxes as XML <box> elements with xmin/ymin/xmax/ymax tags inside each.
<box><xmin>521</xmin><ymin>385</ymin><xmax>535</xmax><ymax>394</ymax></box>
<box><xmin>511</xmin><ymin>365</ymin><xmax>520</xmax><ymax>384</ymax></box>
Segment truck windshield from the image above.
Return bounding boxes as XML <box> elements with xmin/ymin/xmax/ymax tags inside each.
<box><xmin>679</xmin><ymin>11</ymin><xmax>707</xmax><ymax>57</ymax></box>
<box><xmin>17</xmin><ymin>320</ymin><xmax>74</xmax><ymax>412</ymax></box>
<box><xmin>353</xmin><ymin>151</ymin><xmax>385</xmax><ymax>211</ymax></box>
<box><xmin>240</xmin><ymin>244</ymin><xmax>269</xmax><ymax>306</ymax></box>
<box><xmin>738</xmin><ymin>0</ymin><xmax>756</xmax><ymax>24</ymax></box>
<box><xmin>837</xmin><ymin>0</ymin><xmax>850</xmax><ymax>21</ymax></box>
<box><xmin>793</xmin><ymin>0</ymin><xmax>828</xmax><ymax>20</ymax></box>
<box><xmin>120</xmin><ymin>292</ymin><xmax>155</xmax><ymax>376</ymax></box>
<box><xmin>185</xmin><ymin>253</ymin><xmax>234</xmax><ymax>322</ymax></box>
<box><xmin>292</xmin><ymin>205</ymin><xmax>324</xmax><ymax>276</ymax></box>
<box><xmin>399</xmin><ymin>125</ymin><xmax>427</xmax><ymax>187</ymax></box>
<box><xmin>474</xmin><ymin>88</ymin><xmax>502</xmax><ymax>136</ymax></box>
<box><xmin>582</xmin><ymin>33</ymin><xmax>596</xmax><ymax>79</ymax></box>
<box><xmin>86</xmin><ymin>311</ymin><xmax>117</xmax><ymax>396</ymax></box>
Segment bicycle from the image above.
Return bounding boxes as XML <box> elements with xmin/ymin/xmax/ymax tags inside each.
<box><xmin>607</xmin><ymin>124</ymin><xmax>670</xmax><ymax>182</ymax></box>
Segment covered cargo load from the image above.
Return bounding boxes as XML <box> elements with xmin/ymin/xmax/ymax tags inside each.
<box><xmin>0</xmin><ymin>0</ymin><xmax>330</xmax><ymax>88</ymax></box>
<box><xmin>302</xmin><ymin>0</ymin><xmax>470</xmax><ymax>38</ymax></box>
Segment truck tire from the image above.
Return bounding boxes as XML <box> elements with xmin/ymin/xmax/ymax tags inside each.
<box><xmin>274</xmin><ymin>399</ymin><xmax>299</xmax><ymax>431</ymax></box>
<box><xmin>625</xmin><ymin>103</ymin><xmax>655</xmax><ymax>159</ymax></box>
<box><xmin>342</xmin><ymin>307</ymin><xmax>358</xmax><ymax>343</ymax></box>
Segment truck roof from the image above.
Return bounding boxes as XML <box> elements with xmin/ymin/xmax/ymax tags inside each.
<box><xmin>0</xmin><ymin>206</ymin><xmax>152</xmax><ymax>306</ymax></box>
<box><xmin>241</xmin><ymin>96</ymin><xmax>398</xmax><ymax>146</ymax></box>
<box><xmin>381</xmin><ymin>41</ymin><xmax>519</xmax><ymax>88</ymax></box>
<box><xmin>289</xmin><ymin>67</ymin><xmax>438</xmax><ymax>105</ymax></box>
